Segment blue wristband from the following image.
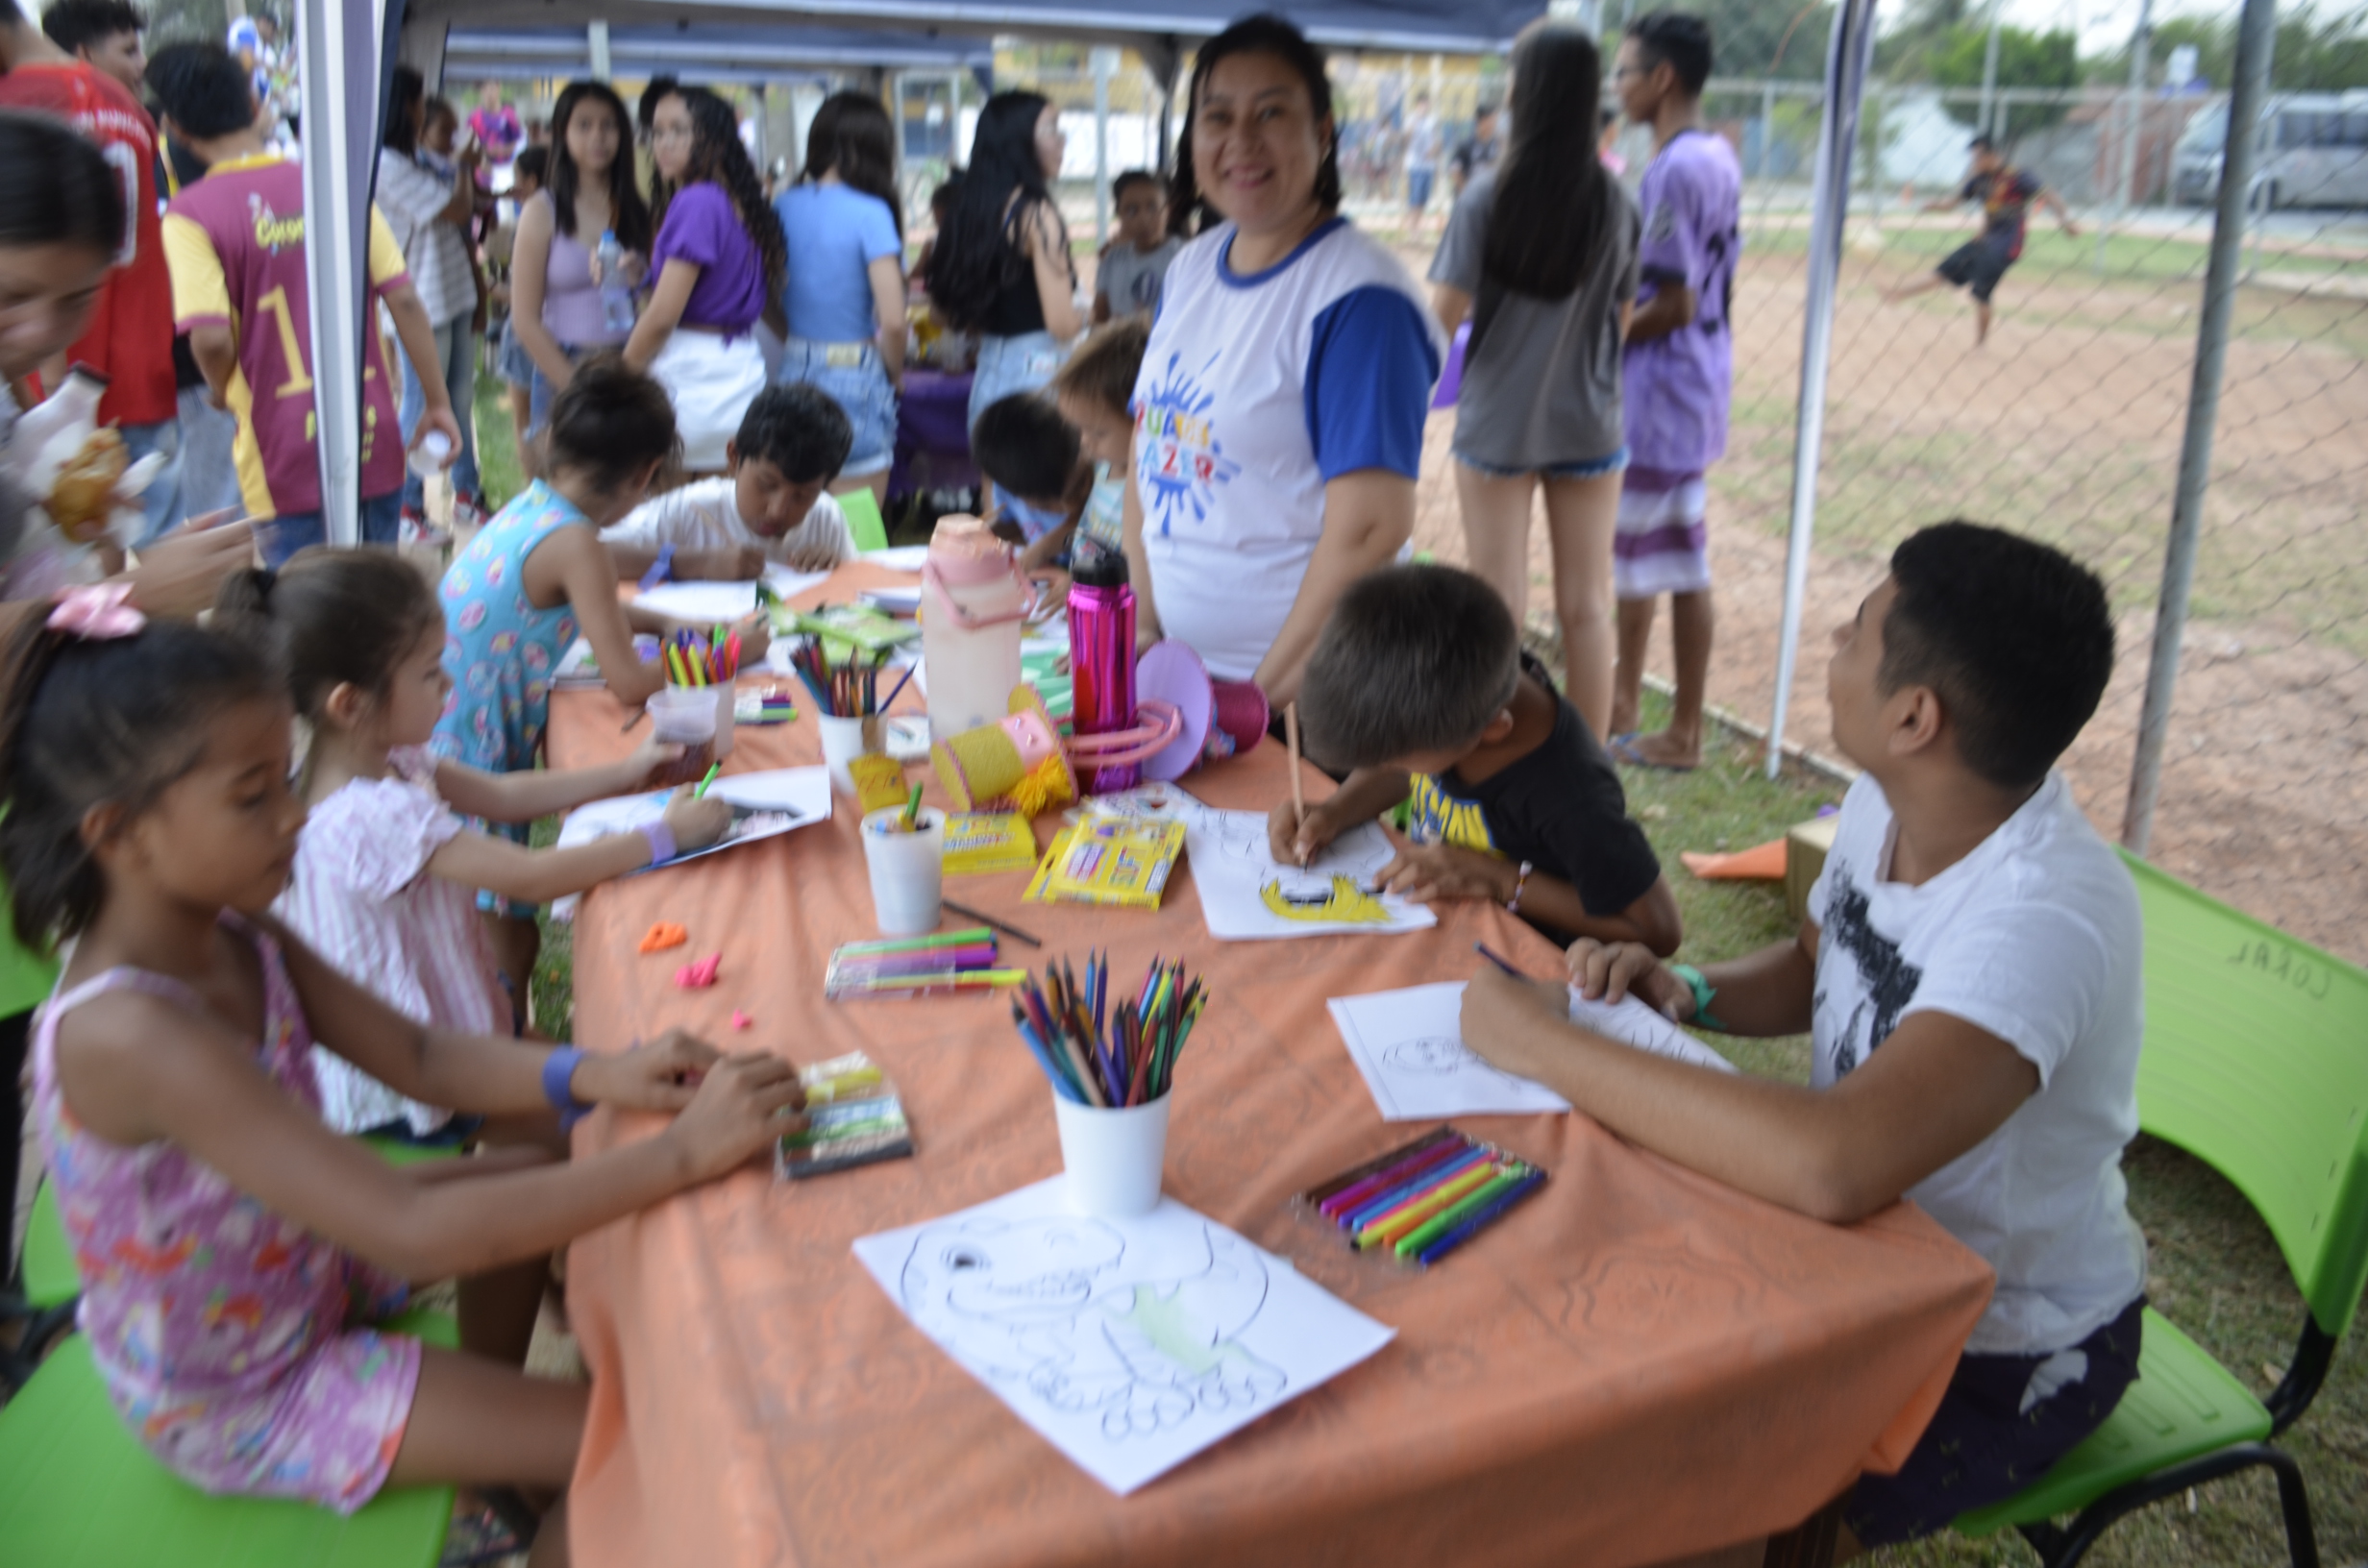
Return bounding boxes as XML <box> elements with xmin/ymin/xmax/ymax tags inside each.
<box><xmin>542</xmin><ymin>1044</ymin><xmax>591</xmax><ymax>1131</ymax></box>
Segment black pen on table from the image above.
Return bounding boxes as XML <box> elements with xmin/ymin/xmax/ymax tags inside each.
<box><xmin>941</xmin><ymin>897</ymin><xmax>1044</xmax><ymax>949</ymax></box>
<box><xmin>1472</xmin><ymin>942</ymin><xmax>1524</xmax><ymax>977</ymax></box>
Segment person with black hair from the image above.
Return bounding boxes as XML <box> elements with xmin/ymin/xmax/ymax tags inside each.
<box><xmin>1430</xmin><ymin>20</ymin><xmax>1640</xmax><ymax>740</ymax></box>
<box><xmin>601</xmin><ymin>380</ymin><xmax>858</xmax><ymax>578</ymax></box>
<box><xmin>1126</xmin><ymin>12</ymin><xmax>1443</xmax><ymax>708</ymax></box>
<box><xmin>972</xmin><ymin>390</ymin><xmax>1088</xmax><ymax>573</ymax></box>
<box><xmin>1093</xmin><ymin>169</ymin><xmax>1182</xmax><ymax>323</ymax></box>
<box><xmin>1605</xmin><ymin>10</ymin><xmax>1741</xmax><ymax>773</ymax></box>
<box><xmin>1466</xmin><ymin>522</ymin><xmax>2145</xmax><ymax>1556</ymax></box>
<box><xmin>146</xmin><ymin>40</ymin><xmax>456</xmax><ymax>561</ymax></box>
<box><xmin>927</xmin><ymin>89</ymin><xmax>1082</xmax><ymax>436</ymax></box>
<box><xmin>772</xmin><ymin>90</ymin><xmax>906</xmax><ymax>509</ymax></box>
<box><xmin>1277</xmin><ymin>563</ymin><xmax>1678</xmax><ymax>954</ymax></box>
<box><xmin>1886</xmin><ymin>134</ymin><xmax>2080</xmax><ymax>348</ymax></box>
<box><xmin>1449</xmin><ymin>101</ymin><xmax>1500</xmax><ymax>197</ymax></box>
<box><xmin>510</xmin><ymin>80</ymin><xmax>651</xmax><ymax>462</ymax></box>
<box><xmin>0</xmin><ymin>0</ymin><xmax>183</xmax><ymax>541</ymax></box>
<box><xmin>37</xmin><ymin>0</ymin><xmax>143</xmax><ymax>93</ymax></box>
<box><xmin>379</xmin><ymin>63</ymin><xmax>487</xmax><ymax>536</ymax></box>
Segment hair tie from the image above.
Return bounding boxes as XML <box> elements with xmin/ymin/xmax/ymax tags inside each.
<box><xmin>47</xmin><ymin>583</ymin><xmax>144</xmax><ymax>641</ymax></box>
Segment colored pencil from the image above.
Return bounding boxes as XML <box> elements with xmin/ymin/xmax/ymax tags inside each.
<box><xmin>694</xmin><ymin>762</ymin><xmax>722</xmax><ymax>797</ymax></box>
<box><xmin>938</xmin><ymin>898</ymin><xmax>1042</xmax><ymax>949</ymax></box>
<box><xmin>1473</xmin><ymin>942</ymin><xmax>1524</xmax><ymax>977</ymax></box>
<box><xmin>1285</xmin><ymin>700</ymin><xmax>1307</xmax><ymax>862</ymax></box>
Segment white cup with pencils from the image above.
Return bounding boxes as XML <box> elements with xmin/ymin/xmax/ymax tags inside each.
<box><xmin>1011</xmin><ymin>957</ymin><xmax>1204</xmax><ymax>1218</ymax></box>
<box><xmin>861</xmin><ymin>791</ymin><xmax>944</xmax><ymax>935</ymax></box>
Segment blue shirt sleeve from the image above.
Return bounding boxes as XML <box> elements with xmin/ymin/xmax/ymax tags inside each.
<box><xmin>857</xmin><ymin>192</ymin><xmax>902</xmax><ymax>263</ymax></box>
<box><xmin>1303</xmin><ymin>285</ymin><xmax>1440</xmax><ymax>482</ymax></box>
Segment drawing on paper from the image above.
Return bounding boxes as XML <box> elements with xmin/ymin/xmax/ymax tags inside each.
<box><xmin>1381</xmin><ymin>1034</ymin><xmax>1526</xmax><ymax>1084</ymax></box>
<box><xmin>896</xmin><ymin>1214</ymin><xmax>1287</xmax><ymax>1440</ymax></box>
<box><xmin>1259</xmin><ymin>872</ymin><xmax>1392</xmax><ymax>924</ymax></box>
<box><xmin>1183</xmin><ymin>804</ymin><xmax>1437</xmax><ymax>941</ymax></box>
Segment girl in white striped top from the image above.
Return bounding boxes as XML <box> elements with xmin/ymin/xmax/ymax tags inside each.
<box><xmin>219</xmin><ymin>551</ymin><xmax>731</xmax><ymax>1139</ymax></box>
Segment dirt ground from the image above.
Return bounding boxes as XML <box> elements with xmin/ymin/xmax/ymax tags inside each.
<box><xmin>1395</xmin><ymin>239</ymin><xmax>2368</xmax><ymax>964</ymax></box>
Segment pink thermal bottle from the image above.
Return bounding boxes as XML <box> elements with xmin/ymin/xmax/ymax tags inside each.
<box><xmin>1067</xmin><ymin>547</ymin><xmax>1139</xmax><ymax>795</ymax></box>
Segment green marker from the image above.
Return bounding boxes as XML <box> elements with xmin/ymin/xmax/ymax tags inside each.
<box><xmin>694</xmin><ymin>762</ymin><xmax>722</xmax><ymax>797</ymax></box>
<box><xmin>1394</xmin><ymin>1167</ymin><xmax>1528</xmax><ymax>1259</ymax></box>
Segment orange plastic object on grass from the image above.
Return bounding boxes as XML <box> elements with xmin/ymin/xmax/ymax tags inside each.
<box><xmin>1680</xmin><ymin>836</ymin><xmax>1789</xmax><ymax>880</ymax></box>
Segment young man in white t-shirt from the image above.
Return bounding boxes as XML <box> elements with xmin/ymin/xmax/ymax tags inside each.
<box><xmin>601</xmin><ymin>381</ymin><xmax>854</xmax><ymax>580</ymax></box>
<box><xmin>1464</xmin><ymin>521</ymin><xmax>2145</xmax><ymax>1555</ymax></box>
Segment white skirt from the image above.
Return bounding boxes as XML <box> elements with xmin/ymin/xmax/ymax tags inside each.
<box><xmin>649</xmin><ymin>330</ymin><xmax>767</xmax><ymax>471</ymax></box>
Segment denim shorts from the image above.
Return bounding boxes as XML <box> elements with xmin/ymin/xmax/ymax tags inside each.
<box><xmin>968</xmin><ymin>330</ymin><xmax>1066</xmax><ymax>436</ymax></box>
<box><xmin>495</xmin><ymin>323</ymin><xmax>534</xmax><ymax>388</ymax></box>
<box><xmin>777</xmin><ymin>338</ymin><xmax>898</xmax><ymax>478</ymax></box>
<box><xmin>262</xmin><ymin>491</ymin><xmax>402</xmax><ymax>564</ymax></box>
<box><xmin>1454</xmin><ymin>444</ymin><xmax>1629</xmax><ymax>481</ymax></box>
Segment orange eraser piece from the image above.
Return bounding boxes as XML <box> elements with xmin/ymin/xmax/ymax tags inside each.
<box><xmin>639</xmin><ymin>921</ymin><xmax>689</xmax><ymax>953</ymax></box>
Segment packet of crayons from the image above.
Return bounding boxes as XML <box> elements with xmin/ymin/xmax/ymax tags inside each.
<box><xmin>823</xmin><ymin>927</ymin><xmax>1028</xmax><ymax>1000</ymax></box>
<box><xmin>1023</xmin><ymin>816</ymin><xmax>1184</xmax><ymax>911</ymax></box>
<box><xmin>1301</xmin><ymin>1128</ymin><xmax>1547</xmax><ymax>1268</ymax></box>
<box><xmin>777</xmin><ymin>1052</ymin><xmax>913</xmax><ymax>1178</ymax></box>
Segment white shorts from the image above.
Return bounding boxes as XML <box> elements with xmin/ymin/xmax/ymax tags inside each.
<box><xmin>1614</xmin><ymin>466</ymin><xmax>1713</xmax><ymax>600</ymax></box>
<box><xmin>649</xmin><ymin>331</ymin><xmax>767</xmax><ymax>472</ymax></box>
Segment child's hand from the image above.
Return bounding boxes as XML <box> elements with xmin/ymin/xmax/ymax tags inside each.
<box><xmin>1566</xmin><ymin>939</ymin><xmax>1691</xmax><ymax>1019</ymax></box>
<box><xmin>626</xmin><ymin>738</ymin><xmax>687</xmax><ymax>787</ymax></box>
<box><xmin>782</xmin><ymin>536</ymin><xmax>840</xmax><ymax>573</ymax></box>
<box><xmin>729</xmin><ymin>612</ymin><xmax>772</xmax><ymax>666</ymax></box>
<box><xmin>1267</xmin><ymin>796</ymin><xmax>1344</xmax><ymax>868</ymax></box>
<box><xmin>1375</xmin><ymin>842</ymin><xmax>1513</xmax><ymax>906</ymax></box>
<box><xmin>661</xmin><ymin>788</ymin><xmax>733</xmax><ymax>852</ymax></box>
<box><xmin>1460</xmin><ymin>965</ymin><xmax>1574</xmax><ymax>1080</ymax></box>
<box><xmin>575</xmin><ymin>1029</ymin><xmax>722</xmax><ymax>1112</ymax></box>
<box><xmin>663</xmin><ymin>1051</ymin><xmax>808</xmax><ymax>1182</ymax></box>
<box><xmin>684</xmin><ymin>544</ymin><xmax>764</xmax><ymax>580</ymax></box>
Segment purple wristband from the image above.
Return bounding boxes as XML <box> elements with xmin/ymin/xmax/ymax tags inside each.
<box><xmin>638</xmin><ymin>820</ymin><xmax>677</xmax><ymax>866</ymax></box>
<box><xmin>541</xmin><ymin>1044</ymin><xmax>591</xmax><ymax>1131</ymax></box>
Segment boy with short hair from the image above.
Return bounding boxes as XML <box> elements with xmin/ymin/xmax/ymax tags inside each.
<box><xmin>1092</xmin><ymin>171</ymin><xmax>1182</xmax><ymax>324</ymax></box>
<box><xmin>972</xmin><ymin>390</ymin><xmax>1088</xmax><ymax>574</ymax></box>
<box><xmin>600</xmin><ymin>380</ymin><xmax>855</xmax><ymax>579</ymax></box>
<box><xmin>1887</xmin><ymin>134</ymin><xmax>2080</xmax><ymax>348</ymax></box>
<box><xmin>37</xmin><ymin>0</ymin><xmax>144</xmax><ymax>93</ymax></box>
<box><xmin>1464</xmin><ymin>522</ymin><xmax>2145</xmax><ymax>1552</ymax></box>
<box><xmin>1273</xmin><ymin>563</ymin><xmax>1682</xmax><ymax>955</ymax></box>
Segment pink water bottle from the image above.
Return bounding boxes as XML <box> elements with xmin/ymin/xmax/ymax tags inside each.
<box><xmin>1068</xmin><ymin>547</ymin><xmax>1139</xmax><ymax>795</ymax></box>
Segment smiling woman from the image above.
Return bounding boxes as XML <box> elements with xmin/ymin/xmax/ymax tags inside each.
<box><xmin>1122</xmin><ymin>13</ymin><xmax>1443</xmax><ymax>711</ymax></box>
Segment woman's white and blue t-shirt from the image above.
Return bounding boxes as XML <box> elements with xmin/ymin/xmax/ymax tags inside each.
<box><xmin>1132</xmin><ymin>217</ymin><xmax>1443</xmax><ymax>681</ymax></box>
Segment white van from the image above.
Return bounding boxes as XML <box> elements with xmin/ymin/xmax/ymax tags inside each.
<box><xmin>2173</xmin><ymin>91</ymin><xmax>2368</xmax><ymax>209</ymax></box>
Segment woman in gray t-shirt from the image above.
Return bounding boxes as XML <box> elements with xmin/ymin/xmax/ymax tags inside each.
<box><xmin>1428</xmin><ymin>20</ymin><xmax>1639</xmax><ymax>737</ymax></box>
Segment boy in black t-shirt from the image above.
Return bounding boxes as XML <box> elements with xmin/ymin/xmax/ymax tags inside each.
<box><xmin>1271</xmin><ymin>564</ymin><xmax>1682</xmax><ymax>954</ymax></box>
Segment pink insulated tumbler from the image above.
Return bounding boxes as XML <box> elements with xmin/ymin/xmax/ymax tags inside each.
<box><xmin>1068</xmin><ymin>547</ymin><xmax>1139</xmax><ymax>795</ymax></box>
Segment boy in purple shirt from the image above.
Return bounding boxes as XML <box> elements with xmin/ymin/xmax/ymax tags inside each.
<box><xmin>1607</xmin><ymin>12</ymin><xmax>1739</xmax><ymax>772</ymax></box>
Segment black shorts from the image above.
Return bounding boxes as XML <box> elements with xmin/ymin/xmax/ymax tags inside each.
<box><xmin>1846</xmin><ymin>1295</ymin><xmax>2146</xmax><ymax>1546</ymax></box>
<box><xmin>1936</xmin><ymin>239</ymin><xmax>2016</xmax><ymax>304</ymax></box>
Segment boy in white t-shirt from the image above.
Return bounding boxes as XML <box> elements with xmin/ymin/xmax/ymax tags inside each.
<box><xmin>601</xmin><ymin>381</ymin><xmax>854</xmax><ymax>580</ymax></box>
<box><xmin>1464</xmin><ymin>521</ymin><xmax>2145</xmax><ymax>1554</ymax></box>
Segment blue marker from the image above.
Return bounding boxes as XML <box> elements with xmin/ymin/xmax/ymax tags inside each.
<box><xmin>1417</xmin><ymin>1169</ymin><xmax>1547</xmax><ymax>1266</ymax></box>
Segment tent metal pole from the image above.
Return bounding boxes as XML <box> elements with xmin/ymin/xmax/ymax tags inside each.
<box><xmin>1093</xmin><ymin>46</ymin><xmax>1115</xmax><ymax>249</ymax></box>
<box><xmin>297</xmin><ymin>0</ymin><xmax>376</xmax><ymax>550</ymax></box>
<box><xmin>1765</xmin><ymin>0</ymin><xmax>1878</xmax><ymax>779</ymax></box>
<box><xmin>588</xmin><ymin>18</ymin><xmax>611</xmax><ymax>82</ymax></box>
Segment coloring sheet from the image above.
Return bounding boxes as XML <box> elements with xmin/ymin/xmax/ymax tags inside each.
<box><xmin>1180</xmin><ymin>806</ymin><xmax>1438</xmax><ymax>942</ymax></box>
<box><xmin>634</xmin><ymin>564</ymin><xmax>835</xmax><ymax>624</ymax></box>
<box><xmin>859</xmin><ymin>544</ymin><xmax>930</xmax><ymax>571</ymax></box>
<box><xmin>1330</xmin><ymin>979</ymin><xmax>1736</xmax><ymax>1121</ymax></box>
<box><xmin>852</xmin><ymin>1177</ymin><xmax>1394</xmax><ymax>1495</ymax></box>
<box><xmin>547</xmin><ymin>766</ymin><xmax>831</xmax><ymax>919</ymax></box>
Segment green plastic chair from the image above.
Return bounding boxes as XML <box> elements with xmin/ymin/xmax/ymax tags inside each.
<box><xmin>1952</xmin><ymin>852</ymin><xmax>2367</xmax><ymax>1566</ymax></box>
<box><xmin>839</xmin><ymin>488</ymin><xmax>891</xmax><ymax>553</ymax></box>
<box><xmin>0</xmin><ymin>1309</ymin><xmax>456</xmax><ymax>1565</ymax></box>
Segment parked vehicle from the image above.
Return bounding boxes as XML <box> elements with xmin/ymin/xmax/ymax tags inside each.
<box><xmin>2174</xmin><ymin>90</ymin><xmax>2368</xmax><ymax>209</ymax></box>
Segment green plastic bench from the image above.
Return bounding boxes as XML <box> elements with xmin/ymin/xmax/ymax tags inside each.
<box><xmin>1952</xmin><ymin>852</ymin><xmax>2366</xmax><ymax>1566</ymax></box>
<box><xmin>0</xmin><ymin>1308</ymin><xmax>456</xmax><ymax>1566</ymax></box>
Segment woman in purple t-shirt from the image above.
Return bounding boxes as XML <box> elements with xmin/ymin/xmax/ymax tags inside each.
<box><xmin>627</xmin><ymin>83</ymin><xmax>785</xmax><ymax>473</ymax></box>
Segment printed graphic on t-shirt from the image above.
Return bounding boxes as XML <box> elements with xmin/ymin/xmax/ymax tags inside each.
<box><xmin>1405</xmin><ymin>774</ymin><xmax>1499</xmax><ymax>857</ymax></box>
<box><xmin>1134</xmin><ymin>349</ymin><xmax>1242</xmax><ymax>536</ymax></box>
<box><xmin>1813</xmin><ymin>862</ymin><xmax>1925</xmax><ymax>1076</ymax></box>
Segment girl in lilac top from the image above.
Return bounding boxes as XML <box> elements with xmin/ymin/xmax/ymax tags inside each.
<box><xmin>510</xmin><ymin>81</ymin><xmax>652</xmax><ymax>444</ymax></box>
<box><xmin>627</xmin><ymin>83</ymin><xmax>786</xmax><ymax>471</ymax></box>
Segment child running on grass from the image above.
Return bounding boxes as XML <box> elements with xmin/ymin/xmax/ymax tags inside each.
<box><xmin>8</xmin><ymin>595</ymin><xmax>802</xmax><ymax>1565</ymax></box>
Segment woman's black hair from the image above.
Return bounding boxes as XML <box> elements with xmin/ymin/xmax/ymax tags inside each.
<box><xmin>1170</xmin><ymin>14</ymin><xmax>1343</xmax><ymax>236</ymax></box>
<box><xmin>547</xmin><ymin>79</ymin><xmax>652</xmax><ymax>253</ymax></box>
<box><xmin>0</xmin><ymin>109</ymin><xmax>125</xmax><ymax>256</ymax></box>
<box><xmin>0</xmin><ymin>615</ymin><xmax>282</xmax><ymax>949</ymax></box>
<box><xmin>383</xmin><ymin>62</ymin><xmax>424</xmax><ymax>158</ymax></box>
<box><xmin>542</xmin><ymin>352</ymin><xmax>680</xmax><ymax>495</ymax></box>
<box><xmin>1481</xmin><ymin>22</ymin><xmax>1618</xmax><ymax>303</ymax></box>
<box><xmin>213</xmin><ymin>550</ymin><xmax>441</xmax><ymax>726</ymax></box>
<box><xmin>801</xmin><ymin>90</ymin><xmax>902</xmax><ymax>241</ymax></box>
<box><xmin>925</xmin><ymin>90</ymin><xmax>1061</xmax><ymax>331</ymax></box>
<box><xmin>648</xmin><ymin>83</ymin><xmax>787</xmax><ymax>302</ymax></box>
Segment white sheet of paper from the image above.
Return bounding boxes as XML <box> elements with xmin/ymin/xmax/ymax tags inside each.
<box><xmin>860</xmin><ymin>585</ymin><xmax>923</xmax><ymax>617</ymax></box>
<box><xmin>634</xmin><ymin>566</ymin><xmax>832</xmax><ymax>625</ymax></box>
<box><xmin>1180</xmin><ymin>806</ymin><xmax>1437</xmax><ymax>942</ymax></box>
<box><xmin>851</xmin><ymin>1178</ymin><xmax>1394</xmax><ymax>1495</ymax></box>
<box><xmin>860</xmin><ymin>545</ymin><xmax>929</xmax><ymax>571</ymax></box>
<box><xmin>1329</xmin><ymin>979</ymin><xmax>1737</xmax><ymax>1120</ymax></box>
<box><xmin>547</xmin><ymin>766</ymin><xmax>831</xmax><ymax>918</ymax></box>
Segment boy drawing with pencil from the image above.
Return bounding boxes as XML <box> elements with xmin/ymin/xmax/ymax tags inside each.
<box><xmin>601</xmin><ymin>381</ymin><xmax>856</xmax><ymax>580</ymax></box>
<box><xmin>1271</xmin><ymin>564</ymin><xmax>1681</xmax><ymax>955</ymax></box>
<box><xmin>1462</xmin><ymin>522</ymin><xmax>2146</xmax><ymax>1554</ymax></box>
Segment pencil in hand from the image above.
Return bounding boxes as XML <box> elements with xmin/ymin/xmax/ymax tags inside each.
<box><xmin>1285</xmin><ymin>699</ymin><xmax>1309</xmax><ymax>867</ymax></box>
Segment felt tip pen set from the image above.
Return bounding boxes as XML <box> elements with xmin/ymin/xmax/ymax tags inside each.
<box><xmin>1302</xmin><ymin>1128</ymin><xmax>1547</xmax><ymax>1267</ymax></box>
<box><xmin>824</xmin><ymin>928</ymin><xmax>1027</xmax><ymax>1000</ymax></box>
<box><xmin>941</xmin><ymin>813</ymin><xmax>1039</xmax><ymax>875</ymax></box>
<box><xmin>1008</xmin><ymin>955</ymin><xmax>1205</xmax><ymax>1108</ymax></box>
<box><xmin>1023</xmin><ymin>815</ymin><xmax>1185</xmax><ymax>911</ymax></box>
<box><xmin>777</xmin><ymin>1053</ymin><xmax>913</xmax><ymax>1179</ymax></box>
<box><xmin>663</xmin><ymin>626</ymin><xmax>743</xmax><ymax>687</ymax></box>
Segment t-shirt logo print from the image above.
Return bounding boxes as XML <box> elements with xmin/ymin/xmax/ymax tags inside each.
<box><xmin>1816</xmin><ymin>866</ymin><xmax>1923</xmax><ymax>1078</ymax></box>
<box><xmin>1135</xmin><ymin>350</ymin><xmax>1241</xmax><ymax>536</ymax></box>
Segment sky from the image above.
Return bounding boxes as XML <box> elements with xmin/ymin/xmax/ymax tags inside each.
<box><xmin>1994</xmin><ymin>0</ymin><xmax>2364</xmax><ymax>54</ymax></box>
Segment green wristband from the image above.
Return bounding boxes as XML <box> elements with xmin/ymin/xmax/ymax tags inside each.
<box><xmin>1666</xmin><ymin>963</ymin><xmax>1727</xmax><ymax>1032</ymax></box>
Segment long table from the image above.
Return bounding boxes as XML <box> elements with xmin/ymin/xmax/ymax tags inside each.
<box><xmin>546</xmin><ymin>563</ymin><xmax>1992</xmax><ymax>1568</ymax></box>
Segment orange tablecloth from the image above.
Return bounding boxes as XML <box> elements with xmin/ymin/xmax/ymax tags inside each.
<box><xmin>548</xmin><ymin>564</ymin><xmax>1992</xmax><ymax>1568</ymax></box>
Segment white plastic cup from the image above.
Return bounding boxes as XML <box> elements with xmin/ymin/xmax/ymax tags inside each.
<box><xmin>645</xmin><ymin>687</ymin><xmax>718</xmax><ymax>787</ymax></box>
<box><xmin>709</xmin><ymin>682</ymin><xmax>735</xmax><ymax>760</ymax></box>
<box><xmin>406</xmin><ymin>429</ymin><xmax>454</xmax><ymax>480</ymax></box>
<box><xmin>860</xmin><ymin>805</ymin><xmax>944</xmax><ymax>936</ymax></box>
<box><xmin>1052</xmin><ymin>1092</ymin><xmax>1171</xmax><ymax>1217</ymax></box>
<box><xmin>819</xmin><ymin>713</ymin><xmax>885</xmax><ymax>798</ymax></box>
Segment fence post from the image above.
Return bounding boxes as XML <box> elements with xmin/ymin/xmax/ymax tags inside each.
<box><xmin>1766</xmin><ymin>0</ymin><xmax>1880</xmax><ymax>780</ymax></box>
<box><xmin>2121</xmin><ymin>0</ymin><xmax>2279</xmax><ymax>855</ymax></box>
<box><xmin>2099</xmin><ymin>0</ymin><xmax>2151</xmax><ymax>274</ymax></box>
